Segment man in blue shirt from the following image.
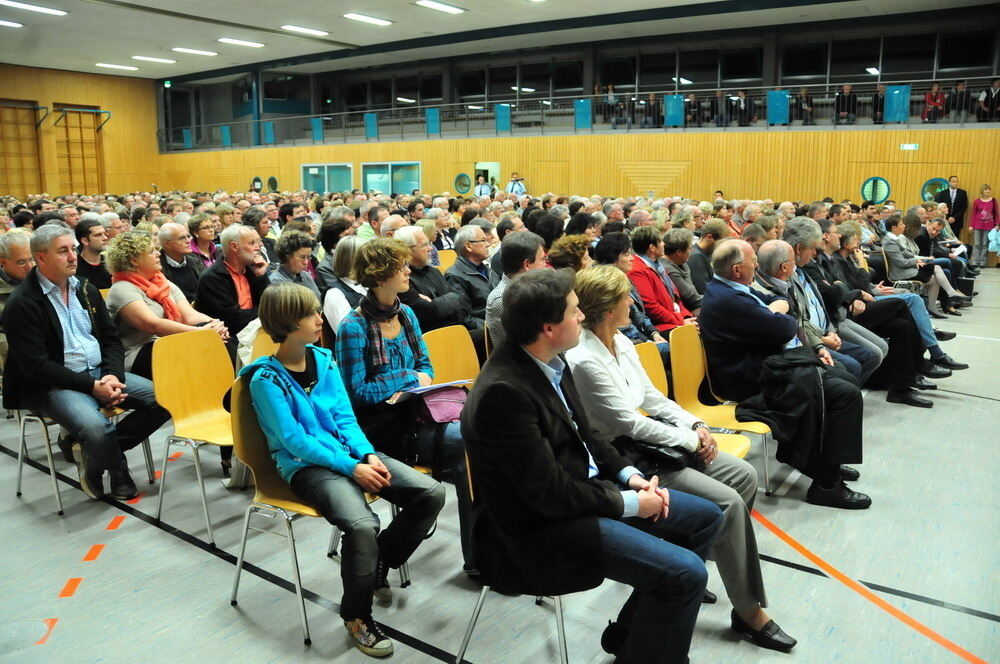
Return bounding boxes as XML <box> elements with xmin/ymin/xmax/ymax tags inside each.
<box><xmin>462</xmin><ymin>268</ymin><xmax>722</xmax><ymax>663</ymax></box>
<box><xmin>1</xmin><ymin>225</ymin><xmax>170</xmax><ymax>501</ymax></box>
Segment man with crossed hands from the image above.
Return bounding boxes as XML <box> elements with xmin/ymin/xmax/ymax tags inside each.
<box><xmin>461</xmin><ymin>268</ymin><xmax>723</xmax><ymax>664</ymax></box>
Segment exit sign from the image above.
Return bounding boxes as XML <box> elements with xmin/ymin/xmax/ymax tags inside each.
<box><xmin>900</xmin><ymin>143</ymin><xmax>919</xmax><ymax>150</ymax></box>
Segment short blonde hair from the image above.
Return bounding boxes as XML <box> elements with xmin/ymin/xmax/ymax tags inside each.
<box><xmin>574</xmin><ymin>264</ymin><xmax>631</xmax><ymax>329</ymax></box>
<box><xmin>106</xmin><ymin>230</ymin><xmax>154</xmax><ymax>272</ymax></box>
<box><xmin>981</xmin><ymin>184</ymin><xmax>992</xmax><ymax>196</ymax></box>
<box><xmin>258</xmin><ymin>283</ymin><xmax>320</xmax><ymax>343</ymax></box>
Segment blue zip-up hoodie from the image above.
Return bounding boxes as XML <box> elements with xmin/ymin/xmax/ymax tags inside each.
<box><xmin>239</xmin><ymin>345</ymin><xmax>376</xmax><ymax>483</ymax></box>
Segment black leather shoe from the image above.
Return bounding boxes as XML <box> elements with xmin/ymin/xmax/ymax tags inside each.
<box><xmin>933</xmin><ymin>354</ymin><xmax>968</xmax><ymax>370</ymax></box>
<box><xmin>911</xmin><ymin>376</ymin><xmax>937</xmax><ymax>390</ymax></box>
<box><xmin>109</xmin><ymin>460</ymin><xmax>138</xmax><ymax>500</ymax></box>
<box><xmin>839</xmin><ymin>465</ymin><xmax>860</xmax><ymax>482</ymax></box>
<box><xmin>919</xmin><ymin>361</ymin><xmax>951</xmax><ymax>379</ymax></box>
<box><xmin>928</xmin><ymin>309</ymin><xmax>947</xmax><ymax>319</ymax></box>
<box><xmin>601</xmin><ymin>620</ymin><xmax>628</xmax><ymax>655</ymax></box>
<box><xmin>56</xmin><ymin>435</ymin><xmax>75</xmax><ymax>464</ymax></box>
<box><xmin>702</xmin><ymin>589</ymin><xmax>717</xmax><ymax>603</ymax></box>
<box><xmin>730</xmin><ymin>610</ymin><xmax>797</xmax><ymax>653</ymax></box>
<box><xmin>806</xmin><ymin>481</ymin><xmax>871</xmax><ymax>509</ymax></box>
<box><xmin>933</xmin><ymin>329</ymin><xmax>956</xmax><ymax>341</ymax></box>
<box><xmin>887</xmin><ymin>388</ymin><xmax>933</xmax><ymax>408</ymax></box>
<box><xmin>945</xmin><ymin>307</ymin><xmax>962</xmax><ymax>316</ymax></box>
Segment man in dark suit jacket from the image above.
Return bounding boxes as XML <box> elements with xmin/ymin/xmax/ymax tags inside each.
<box><xmin>444</xmin><ymin>225</ymin><xmax>500</xmax><ymax>322</ymax></box>
<box><xmin>698</xmin><ymin>240</ymin><xmax>870</xmax><ymax>510</ymax></box>
<box><xmin>195</xmin><ymin>225</ymin><xmax>270</xmax><ymax>336</ymax></box>
<box><xmin>462</xmin><ymin>268</ymin><xmax>722</xmax><ymax>663</ymax></box>
<box><xmin>934</xmin><ymin>175</ymin><xmax>969</xmax><ymax>236</ymax></box>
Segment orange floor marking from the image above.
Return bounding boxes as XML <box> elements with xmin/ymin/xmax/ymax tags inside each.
<box><xmin>81</xmin><ymin>544</ymin><xmax>105</xmax><ymax>562</ymax></box>
<box><xmin>105</xmin><ymin>515</ymin><xmax>126</xmax><ymax>530</ymax></box>
<box><xmin>58</xmin><ymin>578</ymin><xmax>82</xmax><ymax>598</ymax></box>
<box><xmin>34</xmin><ymin>618</ymin><xmax>58</xmax><ymax>645</ymax></box>
<box><xmin>752</xmin><ymin>510</ymin><xmax>987</xmax><ymax>664</ymax></box>
<box><xmin>126</xmin><ymin>493</ymin><xmax>144</xmax><ymax>504</ymax></box>
<box><xmin>168</xmin><ymin>452</ymin><xmax>183</xmax><ymax>461</ymax></box>
<box><xmin>154</xmin><ymin>470</ymin><xmax>162</xmax><ymax>479</ymax></box>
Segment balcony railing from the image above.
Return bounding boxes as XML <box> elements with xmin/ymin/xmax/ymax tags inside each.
<box><xmin>158</xmin><ymin>76</ymin><xmax>999</xmax><ymax>153</ymax></box>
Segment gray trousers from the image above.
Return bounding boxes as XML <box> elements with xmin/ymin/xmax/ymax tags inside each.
<box><xmin>660</xmin><ymin>452</ymin><xmax>766</xmax><ymax>614</ymax></box>
<box><xmin>971</xmin><ymin>229</ymin><xmax>990</xmax><ymax>267</ymax></box>
<box><xmin>839</xmin><ymin>318</ymin><xmax>889</xmax><ymax>365</ymax></box>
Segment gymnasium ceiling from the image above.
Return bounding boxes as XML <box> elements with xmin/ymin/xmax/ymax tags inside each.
<box><xmin>0</xmin><ymin>0</ymin><xmax>995</xmax><ymax>83</ymax></box>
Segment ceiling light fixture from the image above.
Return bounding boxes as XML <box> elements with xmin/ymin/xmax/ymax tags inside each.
<box><xmin>218</xmin><ymin>37</ymin><xmax>264</xmax><ymax>47</ymax></box>
<box><xmin>396</xmin><ymin>96</ymin><xmax>416</xmax><ymax>103</ymax></box>
<box><xmin>172</xmin><ymin>47</ymin><xmax>218</xmax><ymax>56</ymax></box>
<box><xmin>281</xmin><ymin>24</ymin><xmax>329</xmax><ymax>36</ymax></box>
<box><xmin>0</xmin><ymin>0</ymin><xmax>65</xmax><ymax>15</ymax></box>
<box><xmin>467</xmin><ymin>105</ymin><xmax>483</xmax><ymax>110</ymax></box>
<box><xmin>416</xmin><ymin>0</ymin><xmax>465</xmax><ymax>14</ymax></box>
<box><xmin>673</xmin><ymin>76</ymin><xmax>693</xmax><ymax>85</ymax></box>
<box><xmin>343</xmin><ymin>12</ymin><xmax>392</xmax><ymax>26</ymax></box>
<box><xmin>866</xmin><ymin>67</ymin><xmax>880</xmax><ymax>75</ymax></box>
<box><xmin>510</xmin><ymin>86</ymin><xmax>535</xmax><ymax>93</ymax></box>
<box><xmin>132</xmin><ymin>55</ymin><xmax>176</xmax><ymax>64</ymax></box>
<box><xmin>96</xmin><ymin>63</ymin><xmax>139</xmax><ymax>71</ymax></box>
<box><xmin>0</xmin><ymin>18</ymin><xmax>24</xmax><ymax>26</ymax></box>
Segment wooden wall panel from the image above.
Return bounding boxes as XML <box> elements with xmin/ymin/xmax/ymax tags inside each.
<box><xmin>0</xmin><ymin>65</ymin><xmax>158</xmax><ymax>194</ymax></box>
<box><xmin>157</xmin><ymin>128</ymin><xmax>1000</xmax><ymax>207</ymax></box>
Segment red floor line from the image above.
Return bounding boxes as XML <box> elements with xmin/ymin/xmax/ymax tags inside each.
<box><xmin>105</xmin><ymin>515</ymin><xmax>126</xmax><ymax>530</ymax></box>
<box><xmin>34</xmin><ymin>618</ymin><xmax>58</xmax><ymax>645</ymax></box>
<box><xmin>81</xmin><ymin>544</ymin><xmax>105</xmax><ymax>562</ymax></box>
<box><xmin>58</xmin><ymin>578</ymin><xmax>82</xmax><ymax>598</ymax></box>
<box><xmin>752</xmin><ymin>510</ymin><xmax>987</xmax><ymax>664</ymax></box>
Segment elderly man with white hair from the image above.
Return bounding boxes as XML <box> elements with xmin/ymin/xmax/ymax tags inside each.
<box><xmin>380</xmin><ymin>214</ymin><xmax>409</xmax><ymax>238</ymax></box>
<box><xmin>628</xmin><ymin>208</ymin><xmax>652</xmax><ymax>229</ymax></box>
<box><xmin>444</xmin><ymin>225</ymin><xmax>500</xmax><ymax>324</ymax></box>
<box><xmin>158</xmin><ymin>222</ymin><xmax>205</xmax><ymax>303</ymax></box>
<box><xmin>777</xmin><ymin>201</ymin><xmax>796</xmax><ymax>220</ymax></box>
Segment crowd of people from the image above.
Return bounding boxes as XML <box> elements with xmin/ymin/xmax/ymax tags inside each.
<box><xmin>0</xmin><ymin>180</ymin><xmax>995</xmax><ymax>662</ymax></box>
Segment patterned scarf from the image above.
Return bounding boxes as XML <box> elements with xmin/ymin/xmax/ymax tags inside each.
<box><xmin>112</xmin><ymin>270</ymin><xmax>182</xmax><ymax>322</ymax></box>
<box><xmin>358</xmin><ymin>291</ymin><xmax>420</xmax><ymax>368</ymax></box>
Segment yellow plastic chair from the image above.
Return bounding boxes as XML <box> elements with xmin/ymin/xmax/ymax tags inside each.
<box><xmin>669</xmin><ymin>325</ymin><xmax>774</xmax><ymax>492</ymax></box>
<box><xmin>437</xmin><ymin>249</ymin><xmax>458</xmax><ymax>272</ymax></box>
<box><xmin>250</xmin><ymin>328</ymin><xmax>280</xmax><ymax>361</ymax></box>
<box><xmin>635</xmin><ymin>342</ymin><xmax>750</xmax><ymax>460</ymax></box>
<box><xmin>423</xmin><ymin>325</ymin><xmax>480</xmax><ymax>385</ymax></box>
<box><xmin>152</xmin><ymin>329</ymin><xmax>235</xmax><ymax>546</ymax></box>
<box><xmin>99</xmin><ymin>288</ymin><xmax>110</xmax><ymax>300</ymax></box>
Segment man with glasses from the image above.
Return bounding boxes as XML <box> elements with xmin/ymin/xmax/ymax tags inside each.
<box><xmin>158</xmin><ymin>222</ymin><xmax>205</xmax><ymax>303</ymax></box>
<box><xmin>445</xmin><ymin>225</ymin><xmax>500</xmax><ymax>325</ymax></box>
<box><xmin>0</xmin><ymin>232</ymin><xmax>35</xmax><ymax>366</ymax></box>
<box><xmin>195</xmin><ymin>224</ymin><xmax>269</xmax><ymax>337</ymax></box>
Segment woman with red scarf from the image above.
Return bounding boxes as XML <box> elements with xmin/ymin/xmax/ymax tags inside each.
<box><xmin>106</xmin><ymin>230</ymin><xmax>229</xmax><ymax>378</ymax></box>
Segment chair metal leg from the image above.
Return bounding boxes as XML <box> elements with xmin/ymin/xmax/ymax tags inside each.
<box><xmin>554</xmin><ymin>595</ymin><xmax>568</xmax><ymax>664</ymax></box>
<box><xmin>16</xmin><ymin>415</ymin><xmax>28</xmax><ymax>497</ymax></box>
<box><xmin>535</xmin><ymin>595</ymin><xmax>544</xmax><ymax>606</ymax></box>
<box><xmin>141</xmin><ymin>438</ymin><xmax>155</xmax><ymax>484</ymax></box>
<box><xmin>230</xmin><ymin>505</ymin><xmax>254</xmax><ymax>606</ymax></box>
<box><xmin>283</xmin><ymin>515</ymin><xmax>311</xmax><ymax>645</ymax></box>
<box><xmin>40</xmin><ymin>423</ymin><xmax>63</xmax><ymax>516</ymax></box>
<box><xmin>191</xmin><ymin>444</ymin><xmax>215</xmax><ymax>547</ymax></box>
<box><xmin>389</xmin><ymin>503</ymin><xmax>412</xmax><ymax>587</ymax></box>
<box><xmin>154</xmin><ymin>436</ymin><xmax>174</xmax><ymax>521</ymax></box>
<box><xmin>327</xmin><ymin>528</ymin><xmax>341</xmax><ymax>557</ymax></box>
<box><xmin>761</xmin><ymin>433</ymin><xmax>773</xmax><ymax>496</ymax></box>
<box><xmin>455</xmin><ymin>585</ymin><xmax>489</xmax><ymax>663</ymax></box>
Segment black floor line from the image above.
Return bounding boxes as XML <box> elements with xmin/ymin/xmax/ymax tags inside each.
<box><xmin>5</xmin><ymin>441</ymin><xmax>999</xmax><ymax>645</ymax></box>
<box><xmin>1</xmin><ymin>444</ymin><xmax>470</xmax><ymax>664</ymax></box>
<box><xmin>935</xmin><ymin>389</ymin><xmax>1000</xmax><ymax>403</ymax></box>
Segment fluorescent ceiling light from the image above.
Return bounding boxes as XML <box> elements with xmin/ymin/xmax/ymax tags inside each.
<box><xmin>132</xmin><ymin>55</ymin><xmax>176</xmax><ymax>64</ymax></box>
<box><xmin>866</xmin><ymin>67</ymin><xmax>880</xmax><ymax>75</ymax></box>
<box><xmin>416</xmin><ymin>0</ymin><xmax>465</xmax><ymax>14</ymax></box>
<box><xmin>218</xmin><ymin>37</ymin><xmax>264</xmax><ymax>48</ymax></box>
<box><xmin>173</xmin><ymin>47</ymin><xmax>218</xmax><ymax>56</ymax></box>
<box><xmin>0</xmin><ymin>18</ymin><xmax>23</xmax><ymax>26</ymax></box>
<box><xmin>510</xmin><ymin>86</ymin><xmax>535</xmax><ymax>93</ymax></box>
<box><xmin>96</xmin><ymin>63</ymin><xmax>139</xmax><ymax>71</ymax></box>
<box><xmin>467</xmin><ymin>105</ymin><xmax>483</xmax><ymax>110</ymax></box>
<box><xmin>344</xmin><ymin>12</ymin><xmax>392</xmax><ymax>26</ymax></box>
<box><xmin>396</xmin><ymin>96</ymin><xmax>416</xmax><ymax>103</ymax></box>
<box><xmin>542</xmin><ymin>100</ymin><xmax>552</xmax><ymax>105</ymax></box>
<box><xmin>0</xmin><ymin>0</ymin><xmax>65</xmax><ymax>16</ymax></box>
<box><xmin>281</xmin><ymin>24</ymin><xmax>328</xmax><ymax>36</ymax></box>
<box><xmin>673</xmin><ymin>76</ymin><xmax>693</xmax><ymax>85</ymax></box>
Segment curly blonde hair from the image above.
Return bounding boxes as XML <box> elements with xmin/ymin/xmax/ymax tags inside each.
<box><xmin>352</xmin><ymin>237</ymin><xmax>411</xmax><ymax>288</ymax></box>
<box><xmin>106</xmin><ymin>230</ymin><xmax>154</xmax><ymax>272</ymax></box>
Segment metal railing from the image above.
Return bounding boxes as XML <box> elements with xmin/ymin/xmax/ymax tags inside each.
<box><xmin>158</xmin><ymin>76</ymin><xmax>1000</xmax><ymax>153</ymax></box>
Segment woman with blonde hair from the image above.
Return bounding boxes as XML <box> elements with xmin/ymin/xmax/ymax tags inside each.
<box><xmin>547</xmin><ymin>234</ymin><xmax>594</xmax><ymax>271</ymax></box>
<box><xmin>105</xmin><ymin>231</ymin><xmax>227</xmax><ymax>378</ymax></box>
<box><xmin>565</xmin><ymin>265</ymin><xmax>796</xmax><ymax>655</ymax></box>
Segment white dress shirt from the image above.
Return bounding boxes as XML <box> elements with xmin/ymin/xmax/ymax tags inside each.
<box><xmin>565</xmin><ymin>329</ymin><xmax>701</xmax><ymax>452</ymax></box>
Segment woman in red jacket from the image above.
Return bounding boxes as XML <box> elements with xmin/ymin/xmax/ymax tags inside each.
<box><xmin>626</xmin><ymin>227</ymin><xmax>696</xmax><ymax>332</ymax></box>
<box><xmin>922</xmin><ymin>83</ymin><xmax>945</xmax><ymax>123</ymax></box>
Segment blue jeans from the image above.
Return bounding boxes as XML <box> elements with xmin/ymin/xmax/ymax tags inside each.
<box><xmin>42</xmin><ymin>370</ymin><xmax>170</xmax><ymax>473</ymax></box>
<box><xmin>290</xmin><ymin>454</ymin><xmax>444</xmax><ymax>620</ymax></box>
<box><xmin>829</xmin><ymin>339</ymin><xmax>881</xmax><ymax>385</ymax></box>
<box><xmin>415</xmin><ymin>421</ymin><xmax>473</xmax><ymax>567</ymax></box>
<box><xmin>877</xmin><ymin>292</ymin><xmax>936</xmax><ymax>350</ymax></box>
<box><xmin>598</xmin><ymin>489</ymin><xmax>723</xmax><ymax>664</ymax></box>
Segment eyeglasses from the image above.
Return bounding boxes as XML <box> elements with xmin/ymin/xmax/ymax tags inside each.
<box><xmin>467</xmin><ymin>239</ymin><xmax>487</xmax><ymax>244</ymax></box>
<box><xmin>14</xmin><ymin>258</ymin><xmax>35</xmax><ymax>267</ymax></box>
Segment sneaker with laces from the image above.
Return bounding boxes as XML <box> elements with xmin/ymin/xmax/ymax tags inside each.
<box><xmin>344</xmin><ymin>617</ymin><xmax>393</xmax><ymax>657</ymax></box>
<box><xmin>72</xmin><ymin>442</ymin><xmax>104</xmax><ymax>500</ymax></box>
<box><xmin>373</xmin><ymin>559</ymin><xmax>392</xmax><ymax>606</ymax></box>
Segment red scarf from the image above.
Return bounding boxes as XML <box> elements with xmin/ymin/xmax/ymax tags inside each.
<box><xmin>112</xmin><ymin>270</ymin><xmax>182</xmax><ymax>322</ymax></box>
